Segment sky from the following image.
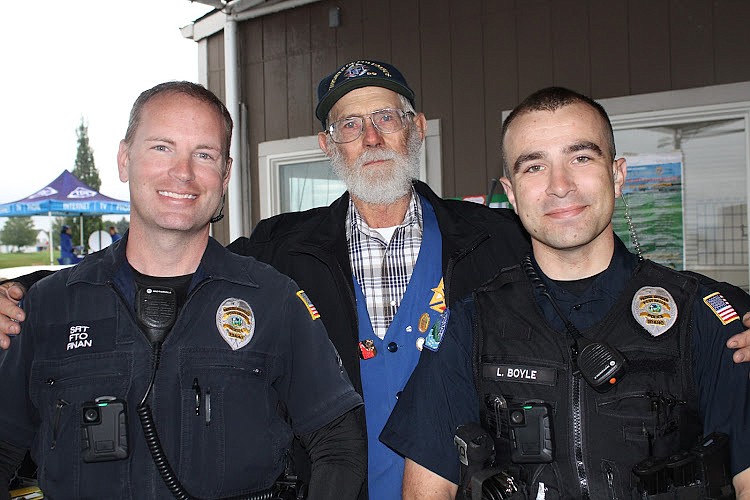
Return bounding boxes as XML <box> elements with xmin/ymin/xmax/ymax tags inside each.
<box><xmin>0</xmin><ymin>0</ymin><xmax>214</xmax><ymax>232</ymax></box>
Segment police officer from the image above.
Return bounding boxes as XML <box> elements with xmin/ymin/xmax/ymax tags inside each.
<box><xmin>0</xmin><ymin>82</ymin><xmax>365</xmax><ymax>500</ymax></box>
<box><xmin>381</xmin><ymin>87</ymin><xmax>750</xmax><ymax>499</ymax></box>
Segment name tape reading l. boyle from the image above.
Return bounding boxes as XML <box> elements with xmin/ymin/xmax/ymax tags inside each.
<box><xmin>482</xmin><ymin>364</ymin><xmax>557</xmax><ymax>386</ymax></box>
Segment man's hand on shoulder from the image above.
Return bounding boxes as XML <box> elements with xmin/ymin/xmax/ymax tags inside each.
<box><xmin>0</xmin><ymin>282</ymin><xmax>25</xmax><ymax>350</ymax></box>
<box><xmin>734</xmin><ymin>466</ymin><xmax>750</xmax><ymax>498</ymax></box>
<box><xmin>727</xmin><ymin>312</ymin><xmax>750</xmax><ymax>364</ymax></box>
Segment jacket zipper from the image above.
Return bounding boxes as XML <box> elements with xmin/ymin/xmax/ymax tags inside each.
<box><xmin>572</xmin><ymin>376</ymin><xmax>590</xmax><ymax>499</ymax></box>
<box><xmin>604</xmin><ymin>462</ymin><xmax>618</xmax><ymax>499</ymax></box>
<box><xmin>51</xmin><ymin>398</ymin><xmax>69</xmax><ymax>450</ymax></box>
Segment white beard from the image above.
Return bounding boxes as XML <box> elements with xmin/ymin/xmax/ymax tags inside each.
<box><xmin>329</xmin><ymin>126</ymin><xmax>422</xmax><ymax>205</ymax></box>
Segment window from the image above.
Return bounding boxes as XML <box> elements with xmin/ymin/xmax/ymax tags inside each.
<box><xmin>258</xmin><ymin>119</ymin><xmax>442</xmax><ymax>219</ymax></box>
<box><xmin>600</xmin><ymin>82</ymin><xmax>750</xmax><ymax>289</ymax></box>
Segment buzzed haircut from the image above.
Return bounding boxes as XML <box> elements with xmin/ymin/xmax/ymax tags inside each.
<box><xmin>501</xmin><ymin>87</ymin><xmax>616</xmax><ymax>176</ymax></box>
<box><xmin>123</xmin><ymin>81</ymin><xmax>233</xmax><ymax>171</ymax></box>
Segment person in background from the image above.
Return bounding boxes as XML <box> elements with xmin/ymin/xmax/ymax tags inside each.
<box><xmin>109</xmin><ymin>225</ymin><xmax>122</xmax><ymax>242</ymax></box>
<box><xmin>381</xmin><ymin>86</ymin><xmax>750</xmax><ymax>499</ymax></box>
<box><xmin>0</xmin><ymin>81</ymin><xmax>365</xmax><ymax>500</ymax></box>
<box><xmin>58</xmin><ymin>225</ymin><xmax>75</xmax><ymax>264</ymax></box>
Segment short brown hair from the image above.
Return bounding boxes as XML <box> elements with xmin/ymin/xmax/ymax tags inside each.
<box><xmin>501</xmin><ymin>87</ymin><xmax>615</xmax><ymax>176</ymax></box>
<box><xmin>123</xmin><ymin>81</ymin><xmax>233</xmax><ymax>171</ymax></box>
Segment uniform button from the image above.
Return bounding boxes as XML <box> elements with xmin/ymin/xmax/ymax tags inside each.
<box><xmin>573</xmin><ymin>304</ymin><xmax>582</xmax><ymax>311</ymax></box>
<box><xmin>387</xmin><ymin>342</ymin><xmax>398</xmax><ymax>352</ymax></box>
<box><xmin>390</xmin><ymin>300</ymin><xmax>397</xmax><ymax>307</ymax></box>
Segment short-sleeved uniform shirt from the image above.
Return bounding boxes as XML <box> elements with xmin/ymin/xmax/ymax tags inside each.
<box><xmin>381</xmin><ymin>238</ymin><xmax>750</xmax><ymax>484</ymax></box>
<box><xmin>0</xmin><ymin>236</ymin><xmax>362</xmax><ymax>499</ymax></box>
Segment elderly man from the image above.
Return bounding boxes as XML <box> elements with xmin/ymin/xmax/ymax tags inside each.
<box><xmin>381</xmin><ymin>86</ymin><xmax>750</xmax><ymax>499</ymax></box>
<box><xmin>0</xmin><ymin>81</ymin><xmax>364</xmax><ymax>500</ymax></box>
<box><xmin>230</xmin><ymin>59</ymin><xmax>531</xmax><ymax>499</ymax></box>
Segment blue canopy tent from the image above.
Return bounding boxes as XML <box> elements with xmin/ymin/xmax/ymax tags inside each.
<box><xmin>0</xmin><ymin>170</ymin><xmax>130</xmax><ymax>264</ymax></box>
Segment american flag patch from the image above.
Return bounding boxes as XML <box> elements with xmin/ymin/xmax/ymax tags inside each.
<box><xmin>703</xmin><ymin>292</ymin><xmax>739</xmax><ymax>325</ymax></box>
<box><xmin>296</xmin><ymin>290</ymin><xmax>320</xmax><ymax>320</ymax></box>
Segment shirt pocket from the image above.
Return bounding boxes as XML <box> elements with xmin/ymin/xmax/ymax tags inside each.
<box><xmin>177</xmin><ymin>347</ymin><xmax>291</xmax><ymax>497</ymax></box>
<box><xmin>29</xmin><ymin>352</ymin><xmax>132</xmax><ymax>499</ymax></box>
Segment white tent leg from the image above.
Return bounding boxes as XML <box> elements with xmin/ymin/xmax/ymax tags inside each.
<box><xmin>48</xmin><ymin>211</ymin><xmax>53</xmax><ymax>265</ymax></box>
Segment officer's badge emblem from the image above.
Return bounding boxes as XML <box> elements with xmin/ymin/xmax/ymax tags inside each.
<box><xmin>703</xmin><ymin>292</ymin><xmax>740</xmax><ymax>325</ymax></box>
<box><xmin>216</xmin><ymin>298</ymin><xmax>255</xmax><ymax>350</ymax></box>
<box><xmin>631</xmin><ymin>286</ymin><xmax>677</xmax><ymax>337</ymax></box>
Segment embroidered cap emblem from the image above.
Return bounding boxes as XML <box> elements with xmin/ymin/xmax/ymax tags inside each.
<box><xmin>216</xmin><ymin>298</ymin><xmax>255</xmax><ymax>350</ymax></box>
<box><xmin>631</xmin><ymin>286</ymin><xmax>677</xmax><ymax>337</ymax></box>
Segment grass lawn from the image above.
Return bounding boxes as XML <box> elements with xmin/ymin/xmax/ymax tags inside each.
<box><xmin>0</xmin><ymin>251</ymin><xmax>59</xmax><ymax>269</ymax></box>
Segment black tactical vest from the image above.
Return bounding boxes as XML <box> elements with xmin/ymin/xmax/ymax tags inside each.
<box><xmin>473</xmin><ymin>260</ymin><xmax>702</xmax><ymax>500</ymax></box>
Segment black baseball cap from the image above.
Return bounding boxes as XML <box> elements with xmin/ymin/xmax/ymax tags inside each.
<box><xmin>315</xmin><ymin>60</ymin><xmax>416</xmax><ymax>129</ymax></box>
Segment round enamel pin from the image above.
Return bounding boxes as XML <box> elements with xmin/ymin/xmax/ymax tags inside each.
<box><xmin>216</xmin><ymin>298</ymin><xmax>255</xmax><ymax>350</ymax></box>
<box><xmin>631</xmin><ymin>286</ymin><xmax>677</xmax><ymax>337</ymax></box>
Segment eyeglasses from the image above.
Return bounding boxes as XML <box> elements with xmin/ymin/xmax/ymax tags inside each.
<box><xmin>327</xmin><ymin>108</ymin><xmax>415</xmax><ymax>144</ymax></box>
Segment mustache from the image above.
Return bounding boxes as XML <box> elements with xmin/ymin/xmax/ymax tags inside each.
<box><xmin>352</xmin><ymin>148</ymin><xmax>401</xmax><ymax>169</ymax></box>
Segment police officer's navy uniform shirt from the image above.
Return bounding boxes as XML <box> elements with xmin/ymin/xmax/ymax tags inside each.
<box><xmin>380</xmin><ymin>237</ymin><xmax>750</xmax><ymax>483</ymax></box>
<box><xmin>0</xmin><ymin>235</ymin><xmax>362</xmax><ymax>499</ymax></box>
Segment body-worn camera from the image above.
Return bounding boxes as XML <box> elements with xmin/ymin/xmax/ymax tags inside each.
<box><xmin>507</xmin><ymin>402</ymin><xmax>553</xmax><ymax>464</ymax></box>
<box><xmin>81</xmin><ymin>396</ymin><xmax>129</xmax><ymax>463</ymax></box>
<box><xmin>486</xmin><ymin>395</ymin><xmax>554</xmax><ymax>464</ymax></box>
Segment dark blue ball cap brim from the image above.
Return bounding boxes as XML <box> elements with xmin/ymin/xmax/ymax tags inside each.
<box><xmin>315</xmin><ymin>60</ymin><xmax>415</xmax><ymax>129</ymax></box>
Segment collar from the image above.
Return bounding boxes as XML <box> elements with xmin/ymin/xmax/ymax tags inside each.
<box><xmin>533</xmin><ymin>235</ymin><xmax>640</xmax><ymax>305</ymax></box>
<box><xmin>345</xmin><ymin>186</ymin><xmax>421</xmax><ymax>242</ymax></box>
<box><xmin>67</xmin><ymin>232</ymin><xmax>260</xmax><ymax>291</ymax></box>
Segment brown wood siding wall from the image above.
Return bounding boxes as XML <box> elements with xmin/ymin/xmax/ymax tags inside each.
<box><xmin>204</xmin><ymin>0</ymin><xmax>750</xmax><ymax>238</ymax></box>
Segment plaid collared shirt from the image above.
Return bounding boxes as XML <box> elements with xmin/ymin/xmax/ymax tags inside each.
<box><xmin>347</xmin><ymin>189</ymin><xmax>423</xmax><ymax>340</ymax></box>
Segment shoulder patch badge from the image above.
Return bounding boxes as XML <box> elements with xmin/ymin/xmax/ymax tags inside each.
<box><xmin>296</xmin><ymin>290</ymin><xmax>320</xmax><ymax>320</ymax></box>
<box><xmin>703</xmin><ymin>292</ymin><xmax>740</xmax><ymax>325</ymax></box>
<box><xmin>631</xmin><ymin>286</ymin><xmax>677</xmax><ymax>337</ymax></box>
<box><xmin>216</xmin><ymin>298</ymin><xmax>255</xmax><ymax>350</ymax></box>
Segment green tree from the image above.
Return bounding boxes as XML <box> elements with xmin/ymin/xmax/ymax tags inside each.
<box><xmin>0</xmin><ymin>217</ymin><xmax>37</xmax><ymax>252</ymax></box>
<box><xmin>63</xmin><ymin>118</ymin><xmax>102</xmax><ymax>247</ymax></box>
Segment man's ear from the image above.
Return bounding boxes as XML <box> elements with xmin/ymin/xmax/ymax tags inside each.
<box><xmin>414</xmin><ymin>112</ymin><xmax>427</xmax><ymax>141</ymax></box>
<box><xmin>499</xmin><ymin>177</ymin><xmax>518</xmax><ymax>214</ymax></box>
<box><xmin>318</xmin><ymin>131</ymin><xmax>331</xmax><ymax>156</ymax></box>
<box><xmin>117</xmin><ymin>140</ymin><xmax>129</xmax><ymax>183</ymax></box>
<box><xmin>223</xmin><ymin>157</ymin><xmax>233</xmax><ymax>192</ymax></box>
<box><xmin>613</xmin><ymin>158</ymin><xmax>627</xmax><ymax>197</ymax></box>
